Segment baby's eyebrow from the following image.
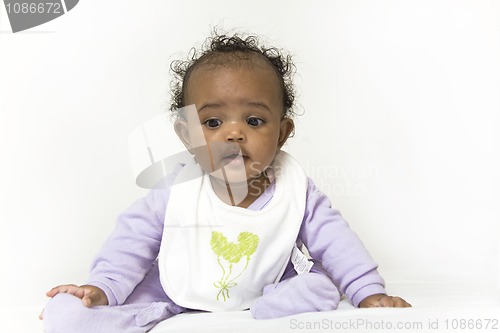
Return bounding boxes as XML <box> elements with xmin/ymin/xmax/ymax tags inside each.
<box><xmin>198</xmin><ymin>101</ymin><xmax>271</xmax><ymax>113</ymax></box>
<box><xmin>198</xmin><ymin>103</ymin><xmax>223</xmax><ymax>112</ymax></box>
<box><xmin>246</xmin><ymin>101</ymin><xmax>272</xmax><ymax>112</ymax></box>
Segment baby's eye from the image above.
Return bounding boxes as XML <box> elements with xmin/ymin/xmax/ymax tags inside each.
<box><xmin>203</xmin><ymin>118</ymin><xmax>222</xmax><ymax>128</ymax></box>
<box><xmin>247</xmin><ymin>117</ymin><xmax>264</xmax><ymax>127</ymax></box>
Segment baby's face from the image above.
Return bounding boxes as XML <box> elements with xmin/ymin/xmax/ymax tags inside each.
<box><xmin>180</xmin><ymin>63</ymin><xmax>293</xmax><ymax>184</ymax></box>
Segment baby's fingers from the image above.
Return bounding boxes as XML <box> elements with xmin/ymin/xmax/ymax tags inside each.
<box><xmin>379</xmin><ymin>296</ymin><xmax>412</xmax><ymax>308</ymax></box>
<box><xmin>46</xmin><ymin>284</ymin><xmax>84</xmax><ymax>298</ymax></box>
<box><xmin>45</xmin><ymin>284</ymin><xmax>107</xmax><ymax>307</ymax></box>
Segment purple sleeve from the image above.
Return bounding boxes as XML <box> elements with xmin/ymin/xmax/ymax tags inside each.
<box><xmin>86</xmin><ymin>176</ymin><xmax>174</xmax><ymax>306</ymax></box>
<box><xmin>299</xmin><ymin>178</ymin><xmax>387</xmax><ymax>307</ymax></box>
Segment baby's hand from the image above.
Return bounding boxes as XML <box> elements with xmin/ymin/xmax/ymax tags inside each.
<box><xmin>39</xmin><ymin>284</ymin><xmax>108</xmax><ymax>320</ymax></box>
<box><xmin>359</xmin><ymin>293</ymin><xmax>411</xmax><ymax>308</ymax></box>
<box><xmin>46</xmin><ymin>284</ymin><xmax>108</xmax><ymax>307</ymax></box>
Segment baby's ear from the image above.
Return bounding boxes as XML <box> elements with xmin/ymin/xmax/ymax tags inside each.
<box><xmin>278</xmin><ymin>118</ymin><xmax>295</xmax><ymax>149</ymax></box>
<box><xmin>174</xmin><ymin>119</ymin><xmax>194</xmax><ymax>153</ymax></box>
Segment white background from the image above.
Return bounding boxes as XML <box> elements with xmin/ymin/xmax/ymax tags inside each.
<box><xmin>0</xmin><ymin>0</ymin><xmax>499</xmax><ymax>313</ymax></box>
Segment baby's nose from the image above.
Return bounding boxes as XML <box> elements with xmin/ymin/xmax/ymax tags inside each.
<box><xmin>225</xmin><ymin>123</ymin><xmax>246</xmax><ymax>142</ymax></box>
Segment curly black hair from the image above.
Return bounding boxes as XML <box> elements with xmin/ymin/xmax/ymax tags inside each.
<box><xmin>169</xmin><ymin>32</ymin><xmax>297</xmax><ymax>119</ymax></box>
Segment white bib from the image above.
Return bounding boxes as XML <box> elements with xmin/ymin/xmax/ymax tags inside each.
<box><xmin>158</xmin><ymin>151</ymin><xmax>307</xmax><ymax>311</ymax></box>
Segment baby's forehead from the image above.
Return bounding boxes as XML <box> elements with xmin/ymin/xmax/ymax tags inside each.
<box><xmin>187</xmin><ymin>66</ymin><xmax>282</xmax><ymax>103</ymax></box>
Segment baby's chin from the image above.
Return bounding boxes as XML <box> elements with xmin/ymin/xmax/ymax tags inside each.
<box><xmin>207</xmin><ymin>172</ymin><xmax>251</xmax><ymax>206</ymax></box>
<box><xmin>207</xmin><ymin>168</ymin><xmax>249</xmax><ymax>185</ymax></box>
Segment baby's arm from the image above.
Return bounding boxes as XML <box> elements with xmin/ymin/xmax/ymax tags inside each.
<box><xmin>299</xmin><ymin>179</ymin><xmax>410</xmax><ymax>308</ymax></box>
<box><xmin>44</xmin><ymin>175</ymin><xmax>175</xmax><ymax>310</ymax></box>
<box><xmin>84</xmin><ymin>186</ymin><xmax>169</xmax><ymax>306</ymax></box>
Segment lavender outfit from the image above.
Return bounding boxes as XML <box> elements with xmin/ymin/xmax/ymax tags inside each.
<box><xmin>43</xmin><ymin>165</ymin><xmax>386</xmax><ymax>333</ymax></box>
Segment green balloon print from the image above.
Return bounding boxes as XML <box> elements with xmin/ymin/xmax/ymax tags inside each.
<box><xmin>210</xmin><ymin>231</ymin><xmax>259</xmax><ymax>301</ymax></box>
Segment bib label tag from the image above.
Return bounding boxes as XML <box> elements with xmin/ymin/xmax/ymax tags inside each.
<box><xmin>291</xmin><ymin>245</ymin><xmax>313</xmax><ymax>274</ymax></box>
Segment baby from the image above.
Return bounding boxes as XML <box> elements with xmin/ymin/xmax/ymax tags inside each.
<box><xmin>41</xmin><ymin>32</ymin><xmax>410</xmax><ymax>333</ymax></box>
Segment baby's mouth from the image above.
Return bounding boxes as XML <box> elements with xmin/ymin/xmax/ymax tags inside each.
<box><xmin>221</xmin><ymin>152</ymin><xmax>246</xmax><ymax>166</ymax></box>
